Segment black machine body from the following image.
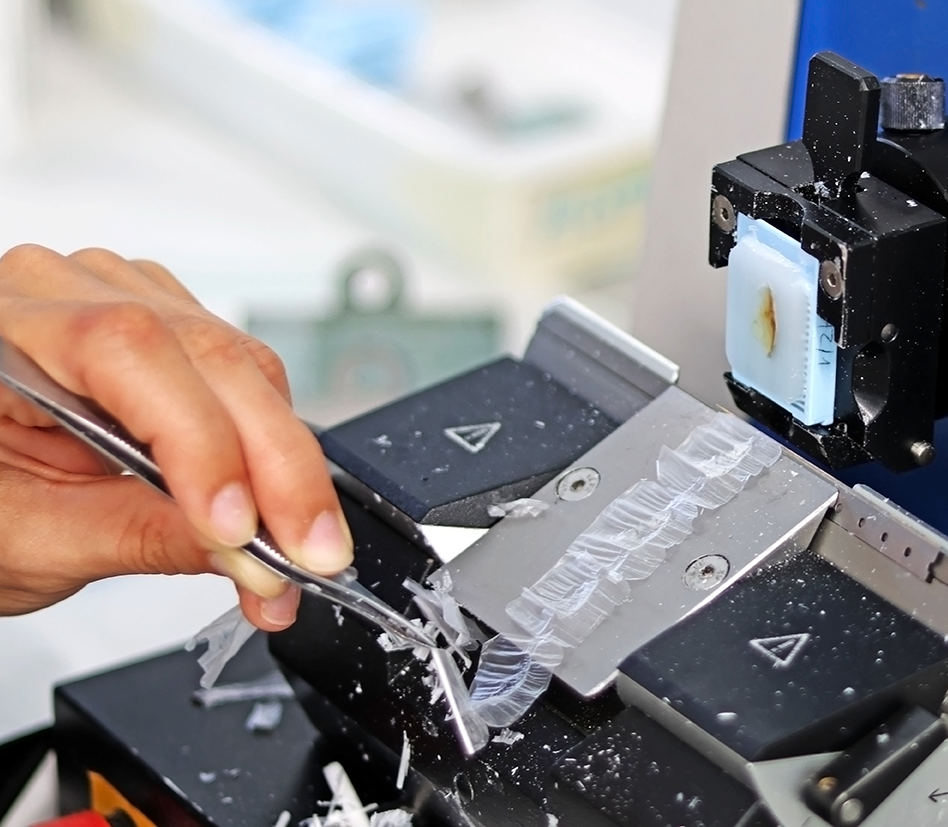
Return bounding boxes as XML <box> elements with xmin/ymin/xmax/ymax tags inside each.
<box><xmin>710</xmin><ymin>52</ymin><xmax>948</xmax><ymax>473</ymax></box>
<box><xmin>35</xmin><ymin>53</ymin><xmax>948</xmax><ymax>827</ymax></box>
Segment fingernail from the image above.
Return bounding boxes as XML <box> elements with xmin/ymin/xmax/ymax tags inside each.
<box><xmin>301</xmin><ymin>511</ymin><xmax>353</xmax><ymax>573</ymax></box>
<box><xmin>209</xmin><ymin>482</ymin><xmax>257</xmax><ymax>547</ymax></box>
<box><xmin>261</xmin><ymin>585</ymin><xmax>301</xmax><ymax>628</ymax></box>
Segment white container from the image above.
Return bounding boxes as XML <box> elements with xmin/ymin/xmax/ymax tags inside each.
<box><xmin>72</xmin><ymin>0</ymin><xmax>666</xmax><ymax>286</ymax></box>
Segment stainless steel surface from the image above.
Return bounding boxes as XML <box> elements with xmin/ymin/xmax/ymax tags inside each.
<box><xmin>859</xmin><ymin>739</ymin><xmax>948</xmax><ymax>825</ymax></box>
<box><xmin>911</xmin><ymin>440</ymin><xmax>936</xmax><ymax>466</ymax></box>
<box><xmin>441</xmin><ymin>386</ymin><xmax>838</xmax><ymax>697</ymax></box>
<box><xmin>829</xmin><ymin>484</ymin><xmax>947</xmax><ymax>582</ymax></box>
<box><xmin>745</xmin><ymin>753</ymin><xmax>838</xmax><ymax>827</ymax></box>
<box><xmin>712</xmin><ymin>194</ymin><xmax>736</xmax><ymax>233</ymax></box>
<box><xmin>555</xmin><ymin>466</ymin><xmax>600</xmax><ymax>501</ymax></box>
<box><xmin>429</xmin><ymin>647</ymin><xmax>486</xmax><ymax>757</ymax></box>
<box><xmin>522</xmin><ymin>295</ymin><xmax>678</xmax><ymax>423</ymax></box>
<box><xmin>839</xmin><ymin>799</ymin><xmax>863</xmax><ymax>825</ymax></box>
<box><xmin>0</xmin><ymin>337</ymin><xmax>436</xmax><ymax>651</ymax></box>
<box><xmin>820</xmin><ymin>260</ymin><xmax>845</xmax><ymax>299</ymax></box>
<box><xmin>683</xmin><ymin>554</ymin><xmax>730</xmax><ymax>590</ymax></box>
<box><xmin>814</xmin><ymin>520</ymin><xmax>948</xmax><ymax>638</ymax></box>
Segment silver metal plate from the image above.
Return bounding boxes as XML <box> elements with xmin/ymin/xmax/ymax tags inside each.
<box><xmin>831</xmin><ymin>484</ymin><xmax>947</xmax><ymax>581</ymax></box>
<box><xmin>863</xmin><ymin>739</ymin><xmax>948</xmax><ymax>825</ymax></box>
<box><xmin>745</xmin><ymin>753</ymin><xmax>838</xmax><ymax>827</ymax></box>
<box><xmin>440</xmin><ymin>386</ymin><xmax>838</xmax><ymax>697</ymax></box>
<box><xmin>813</xmin><ymin>520</ymin><xmax>948</xmax><ymax>638</ymax></box>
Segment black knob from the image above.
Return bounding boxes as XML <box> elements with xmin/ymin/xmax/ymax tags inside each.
<box><xmin>881</xmin><ymin>74</ymin><xmax>945</xmax><ymax>131</ymax></box>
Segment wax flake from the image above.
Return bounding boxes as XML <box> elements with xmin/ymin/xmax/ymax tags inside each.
<box><xmin>192</xmin><ymin>669</ymin><xmax>293</xmax><ymax>708</ymax></box>
<box><xmin>185</xmin><ymin>605</ymin><xmax>256</xmax><ymax>689</ymax></box>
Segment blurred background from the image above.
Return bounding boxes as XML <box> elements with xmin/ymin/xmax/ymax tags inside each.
<box><xmin>0</xmin><ymin>0</ymin><xmax>678</xmax><ymax>771</ymax></box>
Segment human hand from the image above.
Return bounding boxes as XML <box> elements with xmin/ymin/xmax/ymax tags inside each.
<box><xmin>0</xmin><ymin>244</ymin><xmax>353</xmax><ymax>630</ymax></box>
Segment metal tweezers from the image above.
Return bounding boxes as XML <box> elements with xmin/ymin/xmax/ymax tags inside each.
<box><xmin>0</xmin><ymin>338</ymin><xmax>484</xmax><ymax>755</ymax></box>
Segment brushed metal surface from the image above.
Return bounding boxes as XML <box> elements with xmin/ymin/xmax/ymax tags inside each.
<box><xmin>441</xmin><ymin>386</ymin><xmax>838</xmax><ymax>697</ymax></box>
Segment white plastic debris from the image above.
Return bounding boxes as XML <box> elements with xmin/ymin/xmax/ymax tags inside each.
<box><xmin>198</xmin><ymin>771</ymin><xmax>216</xmax><ymax>783</ymax></box>
<box><xmin>396</xmin><ymin>731</ymin><xmax>411</xmax><ymax>790</ymax></box>
<box><xmin>369</xmin><ymin>811</ymin><xmax>412</xmax><ymax>826</ymax></box>
<box><xmin>272</xmin><ymin>811</ymin><xmax>291</xmax><ymax>827</ymax></box>
<box><xmin>486</xmin><ymin>498</ymin><xmax>550</xmax><ymax>519</ymax></box>
<box><xmin>402</xmin><ymin>580</ymin><xmax>474</xmax><ymax>666</ymax></box>
<box><xmin>376</xmin><ymin>631</ymin><xmax>413</xmax><ymax>654</ymax></box>
<box><xmin>376</xmin><ymin>620</ymin><xmax>439</xmax><ymax>661</ymax></box>
<box><xmin>379</xmin><ymin>585</ymin><xmax>487</xmax><ymax>756</ymax></box>
<box><xmin>192</xmin><ymin>669</ymin><xmax>294</xmax><ymax>708</ymax></box>
<box><xmin>491</xmin><ymin>729</ymin><xmax>525</xmax><ymax>746</ymax></box>
<box><xmin>245</xmin><ymin>698</ymin><xmax>285</xmax><ymax>732</ymax></box>
<box><xmin>323</xmin><ymin>762</ymin><xmax>372</xmax><ymax>827</ymax></box>
<box><xmin>185</xmin><ymin>605</ymin><xmax>256</xmax><ymax>689</ymax></box>
<box><xmin>429</xmin><ymin>571</ymin><xmax>480</xmax><ymax>650</ymax></box>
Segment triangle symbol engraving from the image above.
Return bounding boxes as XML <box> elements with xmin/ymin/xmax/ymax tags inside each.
<box><xmin>443</xmin><ymin>422</ymin><xmax>502</xmax><ymax>455</ymax></box>
<box><xmin>749</xmin><ymin>633</ymin><xmax>811</xmax><ymax>669</ymax></box>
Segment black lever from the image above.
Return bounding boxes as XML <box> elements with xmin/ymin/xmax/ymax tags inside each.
<box><xmin>803</xmin><ymin>51</ymin><xmax>881</xmax><ymax>187</ymax></box>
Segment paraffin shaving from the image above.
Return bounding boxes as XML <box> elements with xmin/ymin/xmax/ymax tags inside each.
<box><xmin>468</xmin><ymin>413</ymin><xmax>782</xmax><ymax>727</ymax></box>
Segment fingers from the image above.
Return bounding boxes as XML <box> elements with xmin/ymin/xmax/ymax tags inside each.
<box><xmin>128</xmin><ymin>258</ymin><xmax>200</xmax><ymax>303</ymax></box>
<box><xmin>68</xmin><ymin>248</ymin><xmax>198</xmax><ymax>305</ymax></box>
<box><xmin>0</xmin><ymin>468</ymin><xmax>204</xmax><ymax>615</ymax></box>
<box><xmin>235</xmin><ymin>582</ymin><xmax>302</xmax><ymax>632</ymax></box>
<box><xmin>170</xmin><ymin>314</ymin><xmax>351</xmax><ymax>573</ymax></box>
<box><xmin>0</xmin><ymin>297</ymin><xmax>261</xmax><ymax>550</ymax></box>
<box><xmin>208</xmin><ymin>546</ymin><xmax>288</xmax><ymax>599</ymax></box>
<box><xmin>210</xmin><ymin>549</ymin><xmax>303</xmax><ymax>630</ymax></box>
<box><xmin>0</xmin><ymin>464</ymin><xmax>302</xmax><ymax>629</ymax></box>
<box><xmin>66</xmin><ymin>250</ymin><xmax>290</xmax><ymax>396</ymax></box>
<box><xmin>62</xmin><ymin>249</ymin><xmax>351</xmax><ymax>573</ymax></box>
<box><xmin>0</xmin><ymin>243</ymin><xmax>353</xmax><ymax>621</ymax></box>
<box><xmin>2</xmin><ymin>246</ymin><xmax>293</xmax><ymax>401</ymax></box>
<box><xmin>0</xmin><ymin>385</ymin><xmax>58</xmax><ymax>427</ymax></box>
<box><xmin>0</xmin><ymin>419</ymin><xmax>109</xmax><ymax>476</ymax></box>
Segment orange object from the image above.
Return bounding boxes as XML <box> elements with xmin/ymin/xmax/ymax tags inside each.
<box><xmin>87</xmin><ymin>773</ymin><xmax>156</xmax><ymax>827</ymax></box>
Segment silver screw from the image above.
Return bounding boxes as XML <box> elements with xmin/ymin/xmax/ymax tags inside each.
<box><xmin>556</xmin><ymin>467</ymin><xmax>600</xmax><ymax>501</ymax></box>
<box><xmin>838</xmin><ymin>797</ymin><xmax>864</xmax><ymax>826</ymax></box>
<box><xmin>712</xmin><ymin>195</ymin><xmax>737</xmax><ymax>233</ymax></box>
<box><xmin>820</xmin><ymin>261</ymin><xmax>844</xmax><ymax>299</ymax></box>
<box><xmin>881</xmin><ymin>323</ymin><xmax>899</xmax><ymax>343</ymax></box>
<box><xmin>683</xmin><ymin>555</ymin><xmax>730</xmax><ymax>590</ymax></box>
<box><xmin>911</xmin><ymin>440</ymin><xmax>936</xmax><ymax>466</ymax></box>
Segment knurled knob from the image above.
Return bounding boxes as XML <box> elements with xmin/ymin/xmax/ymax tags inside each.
<box><xmin>881</xmin><ymin>73</ymin><xmax>945</xmax><ymax>131</ymax></box>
